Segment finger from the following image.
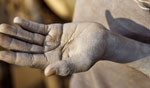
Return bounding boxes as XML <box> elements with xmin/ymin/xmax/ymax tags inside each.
<box><xmin>0</xmin><ymin>33</ymin><xmax>44</xmax><ymax>53</ymax></box>
<box><xmin>0</xmin><ymin>51</ymin><xmax>48</xmax><ymax>69</ymax></box>
<box><xmin>0</xmin><ymin>24</ymin><xmax>45</xmax><ymax>45</ymax></box>
<box><xmin>44</xmin><ymin>24</ymin><xmax>63</xmax><ymax>51</ymax></box>
<box><xmin>44</xmin><ymin>56</ymin><xmax>92</xmax><ymax>76</ymax></box>
<box><xmin>13</xmin><ymin>17</ymin><xmax>49</xmax><ymax>35</ymax></box>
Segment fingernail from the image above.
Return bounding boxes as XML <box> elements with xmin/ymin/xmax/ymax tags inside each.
<box><xmin>44</xmin><ymin>67</ymin><xmax>56</xmax><ymax>76</ymax></box>
<box><xmin>13</xmin><ymin>17</ymin><xmax>23</xmax><ymax>24</ymax></box>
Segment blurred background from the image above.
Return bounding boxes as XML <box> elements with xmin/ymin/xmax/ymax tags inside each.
<box><xmin>0</xmin><ymin>0</ymin><xmax>76</xmax><ymax>88</ymax></box>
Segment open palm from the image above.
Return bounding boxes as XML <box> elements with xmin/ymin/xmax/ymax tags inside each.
<box><xmin>0</xmin><ymin>17</ymin><xmax>106</xmax><ymax>76</ymax></box>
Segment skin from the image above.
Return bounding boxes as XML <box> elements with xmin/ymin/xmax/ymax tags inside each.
<box><xmin>70</xmin><ymin>0</ymin><xmax>150</xmax><ymax>88</ymax></box>
<box><xmin>0</xmin><ymin>17</ymin><xmax>150</xmax><ymax>77</ymax></box>
<box><xmin>134</xmin><ymin>0</ymin><xmax>150</xmax><ymax>10</ymax></box>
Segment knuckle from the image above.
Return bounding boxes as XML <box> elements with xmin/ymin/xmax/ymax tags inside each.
<box><xmin>33</xmin><ymin>33</ymin><xmax>45</xmax><ymax>45</ymax></box>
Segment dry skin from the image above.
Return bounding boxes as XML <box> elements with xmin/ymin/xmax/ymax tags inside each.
<box><xmin>0</xmin><ymin>17</ymin><xmax>150</xmax><ymax>77</ymax></box>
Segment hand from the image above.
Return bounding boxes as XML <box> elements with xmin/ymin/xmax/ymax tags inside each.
<box><xmin>0</xmin><ymin>17</ymin><xmax>107</xmax><ymax>76</ymax></box>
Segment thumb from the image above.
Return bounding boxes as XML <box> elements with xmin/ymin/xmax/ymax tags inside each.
<box><xmin>44</xmin><ymin>56</ymin><xmax>93</xmax><ymax>76</ymax></box>
<box><xmin>44</xmin><ymin>60</ymin><xmax>74</xmax><ymax>76</ymax></box>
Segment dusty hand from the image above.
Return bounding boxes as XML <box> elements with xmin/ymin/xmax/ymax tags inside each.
<box><xmin>0</xmin><ymin>17</ymin><xmax>107</xmax><ymax>76</ymax></box>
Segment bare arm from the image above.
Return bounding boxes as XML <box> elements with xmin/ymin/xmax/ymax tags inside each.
<box><xmin>0</xmin><ymin>17</ymin><xmax>150</xmax><ymax>76</ymax></box>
